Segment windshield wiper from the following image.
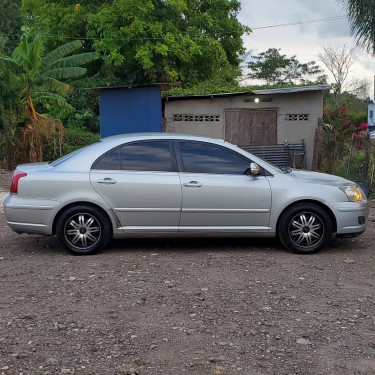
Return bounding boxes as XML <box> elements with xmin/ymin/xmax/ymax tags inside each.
<box><xmin>278</xmin><ymin>166</ymin><xmax>292</xmax><ymax>173</ymax></box>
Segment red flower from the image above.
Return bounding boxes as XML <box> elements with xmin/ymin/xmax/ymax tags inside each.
<box><xmin>358</xmin><ymin>144</ymin><xmax>363</xmax><ymax>151</ymax></box>
<box><xmin>358</xmin><ymin>131</ymin><xmax>364</xmax><ymax>137</ymax></box>
<box><xmin>339</xmin><ymin>107</ymin><xmax>348</xmax><ymax>115</ymax></box>
<box><xmin>323</xmin><ymin>108</ymin><xmax>329</xmax><ymax>115</ymax></box>
<box><xmin>342</xmin><ymin>117</ymin><xmax>349</xmax><ymax>125</ymax></box>
<box><xmin>360</xmin><ymin>122</ymin><xmax>369</xmax><ymax>130</ymax></box>
<box><xmin>349</xmin><ymin>124</ymin><xmax>356</xmax><ymax>131</ymax></box>
<box><xmin>352</xmin><ymin>134</ymin><xmax>359</xmax><ymax>140</ymax></box>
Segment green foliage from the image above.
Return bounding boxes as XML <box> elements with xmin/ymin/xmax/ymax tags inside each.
<box><xmin>43</xmin><ymin>125</ymin><xmax>100</xmax><ymax>161</ymax></box>
<box><xmin>335</xmin><ymin>149</ymin><xmax>366</xmax><ymax>180</ymax></box>
<box><xmin>247</xmin><ymin>48</ymin><xmax>325</xmax><ymax>85</ymax></box>
<box><xmin>0</xmin><ymin>28</ymin><xmax>99</xmax><ymax>163</ymax></box>
<box><xmin>0</xmin><ymin>0</ymin><xmax>22</xmax><ymax>56</ymax></box>
<box><xmin>0</xmin><ymin>28</ymin><xmax>99</xmax><ymax>113</ymax></box>
<box><xmin>166</xmin><ymin>81</ymin><xmax>318</xmax><ymax>96</ymax></box>
<box><xmin>22</xmin><ymin>0</ymin><xmax>249</xmax><ymax>85</ymax></box>
<box><xmin>340</xmin><ymin>0</ymin><xmax>375</xmax><ymax>54</ymax></box>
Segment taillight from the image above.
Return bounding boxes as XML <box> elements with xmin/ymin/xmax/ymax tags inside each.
<box><xmin>10</xmin><ymin>171</ymin><xmax>27</xmax><ymax>194</ymax></box>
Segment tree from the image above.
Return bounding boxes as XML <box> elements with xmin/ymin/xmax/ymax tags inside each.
<box><xmin>347</xmin><ymin>77</ymin><xmax>371</xmax><ymax>100</ymax></box>
<box><xmin>21</xmin><ymin>0</ymin><xmax>249</xmax><ymax>85</ymax></box>
<box><xmin>318</xmin><ymin>44</ymin><xmax>356</xmax><ymax>95</ymax></box>
<box><xmin>0</xmin><ymin>27</ymin><xmax>98</xmax><ymax>162</ymax></box>
<box><xmin>247</xmin><ymin>48</ymin><xmax>324</xmax><ymax>85</ymax></box>
<box><xmin>339</xmin><ymin>0</ymin><xmax>375</xmax><ymax>54</ymax></box>
<box><xmin>0</xmin><ymin>0</ymin><xmax>23</xmax><ymax>56</ymax></box>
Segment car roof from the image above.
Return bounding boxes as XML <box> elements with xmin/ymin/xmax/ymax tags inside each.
<box><xmin>100</xmin><ymin>132</ymin><xmax>225</xmax><ymax>144</ymax></box>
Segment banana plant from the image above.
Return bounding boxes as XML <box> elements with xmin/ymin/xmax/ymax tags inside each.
<box><xmin>0</xmin><ymin>27</ymin><xmax>99</xmax><ymax>162</ymax></box>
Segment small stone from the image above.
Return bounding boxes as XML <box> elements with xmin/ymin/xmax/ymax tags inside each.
<box><xmin>46</xmin><ymin>358</ymin><xmax>58</xmax><ymax>365</ymax></box>
<box><xmin>218</xmin><ymin>342</ymin><xmax>228</xmax><ymax>346</ymax></box>
<box><xmin>0</xmin><ymin>366</ymin><xmax>9</xmax><ymax>370</ymax></box>
<box><xmin>149</xmin><ymin>344</ymin><xmax>158</xmax><ymax>350</ymax></box>
<box><xmin>364</xmin><ymin>348</ymin><xmax>375</xmax><ymax>357</ymax></box>
<box><xmin>68</xmin><ymin>276</ymin><xmax>77</xmax><ymax>282</ymax></box>
<box><xmin>60</xmin><ymin>369</ymin><xmax>73</xmax><ymax>374</ymax></box>
<box><xmin>296</xmin><ymin>338</ymin><xmax>311</xmax><ymax>345</ymax></box>
<box><xmin>344</xmin><ymin>258</ymin><xmax>355</xmax><ymax>264</ymax></box>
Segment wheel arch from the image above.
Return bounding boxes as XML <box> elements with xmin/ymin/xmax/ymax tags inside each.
<box><xmin>276</xmin><ymin>199</ymin><xmax>337</xmax><ymax>235</ymax></box>
<box><xmin>52</xmin><ymin>201</ymin><xmax>114</xmax><ymax>236</ymax></box>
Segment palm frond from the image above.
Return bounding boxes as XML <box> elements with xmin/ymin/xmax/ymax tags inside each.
<box><xmin>41</xmin><ymin>77</ymin><xmax>71</xmax><ymax>94</ymax></box>
<box><xmin>340</xmin><ymin>0</ymin><xmax>375</xmax><ymax>54</ymax></box>
<box><xmin>28</xmin><ymin>34</ymin><xmax>44</xmax><ymax>72</ymax></box>
<box><xmin>42</xmin><ymin>40</ymin><xmax>84</xmax><ymax>68</ymax></box>
<box><xmin>12</xmin><ymin>32</ymin><xmax>30</xmax><ymax>67</ymax></box>
<box><xmin>33</xmin><ymin>90</ymin><xmax>74</xmax><ymax>112</ymax></box>
<box><xmin>42</xmin><ymin>67</ymin><xmax>87</xmax><ymax>80</ymax></box>
<box><xmin>51</xmin><ymin>52</ymin><xmax>99</xmax><ymax>68</ymax></box>
<box><xmin>0</xmin><ymin>56</ymin><xmax>22</xmax><ymax>73</ymax></box>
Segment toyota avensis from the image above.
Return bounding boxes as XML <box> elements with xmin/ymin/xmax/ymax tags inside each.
<box><xmin>3</xmin><ymin>133</ymin><xmax>368</xmax><ymax>255</ymax></box>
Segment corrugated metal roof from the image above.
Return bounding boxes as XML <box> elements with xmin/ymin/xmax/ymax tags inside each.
<box><xmin>88</xmin><ymin>82</ymin><xmax>182</xmax><ymax>95</ymax></box>
<box><xmin>253</xmin><ymin>84</ymin><xmax>331</xmax><ymax>95</ymax></box>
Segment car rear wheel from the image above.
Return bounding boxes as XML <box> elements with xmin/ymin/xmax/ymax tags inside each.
<box><xmin>56</xmin><ymin>205</ymin><xmax>111</xmax><ymax>255</ymax></box>
<box><xmin>278</xmin><ymin>203</ymin><xmax>332</xmax><ymax>254</ymax></box>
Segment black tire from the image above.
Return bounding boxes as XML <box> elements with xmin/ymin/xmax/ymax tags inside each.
<box><xmin>278</xmin><ymin>203</ymin><xmax>332</xmax><ymax>254</ymax></box>
<box><xmin>56</xmin><ymin>205</ymin><xmax>111</xmax><ymax>255</ymax></box>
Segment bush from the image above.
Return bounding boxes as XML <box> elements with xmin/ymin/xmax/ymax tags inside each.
<box><xmin>43</xmin><ymin>125</ymin><xmax>100</xmax><ymax>161</ymax></box>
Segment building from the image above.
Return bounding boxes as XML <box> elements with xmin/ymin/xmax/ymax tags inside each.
<box><xmin>164</xmin><ymin>85</ymin><xmax>330</xmax><ymax>170</ymax></box>
<box><xmin>91</xmin><ymin>84</ymin><xmax>174</xmax><ymax>138</ymax></box>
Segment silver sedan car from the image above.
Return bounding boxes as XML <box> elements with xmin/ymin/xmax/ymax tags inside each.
<box><xmin>4</xmin><ymin>133</ymin><xmax>368</xmax><ymax>255</ymax></box>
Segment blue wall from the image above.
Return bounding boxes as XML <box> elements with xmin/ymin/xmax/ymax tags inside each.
<box><xmin>99</xmin><ymin>86</ymin><xmax>162</xmax><ymax>138</ymax></box>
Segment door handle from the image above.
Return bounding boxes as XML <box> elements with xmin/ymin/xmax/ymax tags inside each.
<box><xmin>97</xmin><ymin>178</ymin><xmax>117</xmax><ymax>184</ymax></box>
<box><xmin>183</xmin><ymin>181</ymin><xmax>202</xmax><ymax>188</ymax></box>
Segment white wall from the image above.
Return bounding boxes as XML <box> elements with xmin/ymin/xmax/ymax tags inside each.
<box><xmin>164</xmin><ymin>91</ymin><xmax>324</xmax><ymax>169</ymax></box>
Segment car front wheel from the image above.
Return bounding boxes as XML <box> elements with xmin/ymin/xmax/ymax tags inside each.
<box><xmin>56</xmin><ymin>205</ymin><xmax>111</xmax><ymax>255</ymax></box>
<box><xmin>278</xmin><ymin>203</ymin><xmax>333</xmax><ymax>254</ymax></box>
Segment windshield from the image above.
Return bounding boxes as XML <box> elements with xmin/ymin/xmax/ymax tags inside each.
<box><xmin>50</xmin><ymin>143</ymin><xmax>99</xmax><ymax>167</ymax></box>
<box><xmin>251</xmin><ymin>155</ymin><xmax>292</xmax><ymax>174</ymax></box>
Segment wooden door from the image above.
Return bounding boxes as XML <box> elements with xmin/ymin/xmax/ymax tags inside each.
<box><xmin>225</xmin><ymin>109</ymin><xmax>277</xmax><ymax>146</ymax></box>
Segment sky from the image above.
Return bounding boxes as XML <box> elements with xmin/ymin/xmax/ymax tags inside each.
<box><xmin>238</xmin><ymin>0</ymin><xmax>375</xmax><ymax>98</ymax></box>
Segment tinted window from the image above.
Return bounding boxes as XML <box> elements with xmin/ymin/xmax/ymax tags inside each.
<box><xmin>121</xmin><ymin>141</ymin><xmax>173</xmax><ymax>171</ymax></box>
<box><xmin>93</xmin><ymin>141</ymin><xmax>173</xmax><ymax>172</ymax></box>
<box><xmin>94</xmin><ymin>148</ymin><xmax>121</xmax><ymax>170</ymax></box>
<box><xmin>178</xmin><ymin>141</ymin><xmax>250</xmax><ymax>175</ymax></box>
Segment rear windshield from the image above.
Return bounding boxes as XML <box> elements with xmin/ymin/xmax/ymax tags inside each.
<box><xmin>50</xmin><ymin>143</ymin><xmax>99</xmax><ymax>167</ymax></box>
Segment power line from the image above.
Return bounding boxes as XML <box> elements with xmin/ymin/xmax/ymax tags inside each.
<box><xmin>251</xmin><ymin>16</ymin><xmax>346</xmax><ymax>30</ymax></box>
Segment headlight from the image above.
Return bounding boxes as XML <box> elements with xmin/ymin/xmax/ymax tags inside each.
<box><xmin>339</xmin><ymin>185</ymin><xmax>363</xmax><ymax>202</ymax></box>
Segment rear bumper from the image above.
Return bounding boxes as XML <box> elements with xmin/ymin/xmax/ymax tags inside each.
<box><xmin>4</xmin><ymin>195</ymin><xmax>60</xmax><ymax>235</ymax></box>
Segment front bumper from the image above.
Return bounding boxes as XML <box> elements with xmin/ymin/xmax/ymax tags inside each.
<box><xmin>327</xmin><ymin>200</ymin><xmax>368</xmax><ymax>236</ymax></box>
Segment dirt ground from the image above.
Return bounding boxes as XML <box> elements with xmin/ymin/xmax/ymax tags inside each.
<box><xmin>1</xmin><ymin>169</ymin><xmax>375</xmax><ymax>375</ymax></box>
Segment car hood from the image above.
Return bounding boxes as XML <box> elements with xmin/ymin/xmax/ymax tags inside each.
<box><xmin>286</xmin><ymin>169</ymin><xmax>355</xmax><ymax>187</ymax></box>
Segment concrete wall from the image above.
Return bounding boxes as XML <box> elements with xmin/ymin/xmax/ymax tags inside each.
<box><xmin>164</xmin><ymin>91</ymin><xmax>324</xmax><ymax>169</ymax></box>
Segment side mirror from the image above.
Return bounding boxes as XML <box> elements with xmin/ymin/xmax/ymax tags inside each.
<box><xmin>245</xmin><ymin>162</ymin><xmax>261</xmax><ymax>176</ymax></box>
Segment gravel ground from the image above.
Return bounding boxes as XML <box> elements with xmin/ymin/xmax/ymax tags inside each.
<box><xmin>1</xmin><ymin>169</ymin><xmax>375</xmax><ymax>375</ymax></box>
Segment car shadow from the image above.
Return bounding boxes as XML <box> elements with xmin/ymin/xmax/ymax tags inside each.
<box><xmin>105</xmin><ymin>236</ymin><xmax>285</xmax><ymax>255</ymax></box>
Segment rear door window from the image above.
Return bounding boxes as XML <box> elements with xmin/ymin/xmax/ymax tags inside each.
<box><xmin>93</xmin><ymin>140</ymin><xmax>175</xmax><ymax>172</ymax></box>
